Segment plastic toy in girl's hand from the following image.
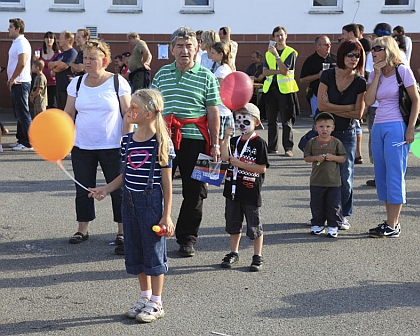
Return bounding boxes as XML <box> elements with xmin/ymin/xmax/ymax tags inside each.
<box><xmin>152</xmin><ymin>224</ymin><xmax>167</xmax><ymax>236</ymax></box>
<box><xmin>28</xmin><ymin>108</ymin><xmax>75</xmax><ymax>162</ymax></box>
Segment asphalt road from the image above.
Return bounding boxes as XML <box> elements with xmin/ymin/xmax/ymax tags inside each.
<box><xmin>1</xmin><ymin>108</ymin><xmax>419</xmax><ymax>336</ymax></box>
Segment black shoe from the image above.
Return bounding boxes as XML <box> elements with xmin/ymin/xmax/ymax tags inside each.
<box><xmin>69</xmin><ymin>231</ymin><xmax>89</xmax><ymax>244</ymax></box>
<box><xmin>366</xmin><ymin>179</ymin><xmax>376</xmax><ymax>187</ymax></box>
<box><xmin>114</xmin><ymin>245</ymin><xmax>124</xmax><ymax>255</ymax></box>
<box><xmin>249</xmin><ymin>255</ymin><xmax>263</xmax><ymax>272</ymax></box>
<box><xmin>179</xmin><ymin>244</ymin><xmax>195</xmax><ymax>257</ymax></box>
<box><xmin>221</xmin><ymin>252</ymin><xmax>239</xmax><ymax>268</ymax></box>
<box><xmin>369</xmin><ymin>221</ymin><xmax>400</xmax><ymax>238</ymax></box>
<box><xmin>115</xmin><ymin>234</ymin><xmax>124</xmax><ymax>245</ymax></box>
<box><xmin>268</xmin><ymin>150</ymin><xmax>278</xmax><ymax>154</ymax></box>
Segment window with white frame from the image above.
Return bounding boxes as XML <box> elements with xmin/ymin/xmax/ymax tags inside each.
<box><xmin>50</xmin><ymin>0</ymin><xmax>84</xmax><ymax>12</ymax></box>
<box><xmin>108</xmin><ymin>0</ymin><xmax>142</xmax><ymax>13</ymax></box>
<box><xmin>181</xmin><ymin>0</ymin><xmax>214</xmax><ymax>14</ymax></box>
<box><xmin>382</xmin><ymin>0</ymin><xmax>415</xmax><ymax>13</ymax></box>
<box><xmin>0</xmin><ymin>0</ymin><xmax>25</xmax><ymax>11</ymax></box>
<box><xmin>309</xmin><ymin>0</ymin><xmax>343</xmax><ymax>13</ymax></box>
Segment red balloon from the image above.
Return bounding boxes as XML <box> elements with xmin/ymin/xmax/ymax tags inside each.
<box><xmin>220</xmin><ymin>71</ymin><xmax>254</xmax><ymax>111</ymax></box>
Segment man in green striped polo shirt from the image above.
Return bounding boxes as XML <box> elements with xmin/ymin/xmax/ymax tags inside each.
<box><xmin>152</xmin><ymin>26</ymin><xmax>221</xmax><ymax>258</ymax></box>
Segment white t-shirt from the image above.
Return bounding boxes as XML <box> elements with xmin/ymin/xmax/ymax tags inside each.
<box><xmin>7</xmin><ymin>35</ymin><xmax>32</xmax><ymax>82</ymax></box>
<box><xmin>214</xmin><ymin>63</ymin><xmax>233</xmax><ymax>116</ymax></box>
<box><xmin>404</xmin><ymin>36</ymin><xmax>412</xmax><ymax>64</ymax></box>
<box><xmin>67</xmin><ymin>74</ymin><xmax>131</xmax><ymax>149</ymax></box>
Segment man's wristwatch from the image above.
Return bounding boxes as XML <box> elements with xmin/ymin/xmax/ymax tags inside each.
<box><xmin>275</xmin><ymin>56</ymin><xmax>280</xmax><ymax>60</ymax></box>
<box><xmin>212</xmin><ymin>144</ymin><xmax>220</xmax><ymax>148</ymax></box>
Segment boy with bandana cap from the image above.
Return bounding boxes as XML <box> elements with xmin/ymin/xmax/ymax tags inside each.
<box><xmin>220</xmin><ymin>103</ymin><xmax>270</xmax><ymax>271</ymax></box>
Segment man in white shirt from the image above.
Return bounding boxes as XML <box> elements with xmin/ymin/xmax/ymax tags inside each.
<box><xmin>393</xmin><ymin>25</ymin><xmax>412</xmax><ymax>65</ymax></box>
<box><xmin>7</xmin><ymin>18</ymin><xmax>32</xmax><ymax>151</ymax></box>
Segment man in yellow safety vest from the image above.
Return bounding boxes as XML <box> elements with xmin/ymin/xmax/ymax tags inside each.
<box><xmin>262</xmin><ymin>26</ymin><xmax>299</xmax><ymax>157</ymax></box>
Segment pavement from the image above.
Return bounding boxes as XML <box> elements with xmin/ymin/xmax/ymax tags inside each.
<box><xmin>1</xmin><ymin>107</ymin><xmax>420</xmax><ymax>336</ymax></box>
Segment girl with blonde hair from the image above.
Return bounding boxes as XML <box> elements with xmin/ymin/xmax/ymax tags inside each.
<box><xmin>89</xmin><ymin>88</ymin><xmax>175</xmax><ymax>323</ymax></box>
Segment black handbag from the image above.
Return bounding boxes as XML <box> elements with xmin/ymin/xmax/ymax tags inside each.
<box><xmin>395</xmin><ymin>64</ymin><xmax>420</xmax><ymax>128</ymax></box>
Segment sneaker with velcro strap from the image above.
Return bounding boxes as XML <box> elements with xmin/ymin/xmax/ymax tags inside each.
<box><xmin>125</xmin><ymin>297</ymin><xmax>149</xmax><ymax>319</ymax></box>
<box><xmin>135</xmin><ymin>300</ymin><xmax>165</xmax><ymax>323</ymax></box>
<box><xmin>221</xmin><ymin>252</ymin><xmax>239</xmax><ymax>268</ymax></box>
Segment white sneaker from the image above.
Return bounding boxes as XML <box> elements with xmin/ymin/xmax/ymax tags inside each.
<box><xmin>125</xmin><ymin>297</ymin><xmax>149</xmax><ymax>319</ymax></box>
<box><xmin>326</xmin><ymin>227</ymin><xmax>338</xmax><ymax>238</ymax></box>
<box><xmin>339</xmin><ymin>217</ymin><xmax>350</xmax><ymax>230</ymax></box>
<box><xmin>135</xmin><ymin>300</ymin><xmax>165</xmax><ymax>323</ymax></box>
<box><xmin>8</xmin><ymin>141</ymin><xmax>19</xmax><ymax>148</ymax></box>
<box><xmin>310</xmin><ymin>225</ymin><xmax>325</xmax><ymax>235</ymax></box>
<box><xmin>0</xmin><ymin>146</ymin><xmax>3</xmax><ymax>153</ymax></box>
<box><xmin>12</xmin><ymin>143</ymin><xmax>33</xmax><ymax>151</ymax></box>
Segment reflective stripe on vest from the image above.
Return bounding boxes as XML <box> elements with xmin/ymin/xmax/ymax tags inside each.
<box><xmin>263</xmin><ymin>46</ymin><xmax>299</xmax><ymax>94</ymax></box>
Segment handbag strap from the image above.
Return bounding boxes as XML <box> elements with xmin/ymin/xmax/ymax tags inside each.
<box><xmin>395</xmin><ymin>63</ymin><xmax>404</xmax><ymax>88</ymax></box>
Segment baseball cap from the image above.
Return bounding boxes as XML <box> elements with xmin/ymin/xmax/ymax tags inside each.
<box><xmin>236</xmin><ymin>103</ymin><xmax>260</xmax><ymax>121</ymax></box>
<box><xmin>122</xmin><ymin>51</ymin><xmax>131</xmax><ymax>57</ymax></box>
<box><xmin>315</xmin><ymin>112</ymin><xmax>335</xmax><ymax>123</ymax></box>
<box><xmin>373</xmin><ymin>23</ymin><xmax>392</xmax><ymax>37</ymax></box>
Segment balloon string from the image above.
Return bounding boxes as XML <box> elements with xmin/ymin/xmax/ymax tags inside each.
<box><xmin>56</xmin><ymin>160</ymin><xmax>90</xmax><ymax>192</ymax></box>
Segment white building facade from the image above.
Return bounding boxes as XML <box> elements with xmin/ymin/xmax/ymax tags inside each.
<box><xmin>0</xmin><ymin>0</ymin><xmax>419</xmax><ymax>108</ymax></box>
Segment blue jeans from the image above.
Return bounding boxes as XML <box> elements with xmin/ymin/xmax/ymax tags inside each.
<box><xmin>310</xmin><ymin>94</ymin><xmax>318</xmax><ymax>117</ymax></box>
<box><xmin>71</xmin><ymin>146</ymin><xmax>122</xmax><ymax>223</ymax></box>
<box><xmin>10</xmin><ymin>82</ymin><xmax>31</xmax><ymax>147</ymax></box>
<box><xmin>122</xmin><ymin>187</ymin><xmax>168</xmax><ymax>276</ymax></box>
<box><xmin>332</xmin><ymin>128</ymin><xmax>356</xmax><ymax>217</ymax></box>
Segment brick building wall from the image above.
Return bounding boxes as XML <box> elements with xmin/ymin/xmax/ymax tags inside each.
<box><xmin>1</xmin><ymin>32</ymin><xmax>419</xmax><ymax>111</ymax></box>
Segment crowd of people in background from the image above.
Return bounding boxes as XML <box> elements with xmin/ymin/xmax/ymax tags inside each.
<box><xmin>1</xmin><ymin>17</ymin><xmax>419</xmax><ymax>323</ymax></box>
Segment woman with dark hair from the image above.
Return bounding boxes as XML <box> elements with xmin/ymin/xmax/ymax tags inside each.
<box><xmin>365</xmin><ymin>36</ymin><xmax>419</xmax><ymax>238</ymax></box>
<box><xmin>316</xmin><ymin>40</ymin><xmax>366</xmax><ymax>229</ymax></box>
<box><xmin>34</xmin><ymin>31</ymin><xmax>61</xmax><ymax>108</ymax></box>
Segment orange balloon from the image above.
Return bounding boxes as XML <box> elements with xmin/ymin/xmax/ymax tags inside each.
<box><xmin>29</xmin><ymin>108</ymin><xmax>75</xmax><ymax>162</ymax></box>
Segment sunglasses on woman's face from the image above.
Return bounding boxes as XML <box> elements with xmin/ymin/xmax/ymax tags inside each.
<box><xmin>346</xmin><ymin>52</ymin><xmax>361</xmax><ymax>59</ymax></box>
<box><xmin>372</xmin><ymin>46</ymin><xmax>385</xmax><ymax>52</ymax></box>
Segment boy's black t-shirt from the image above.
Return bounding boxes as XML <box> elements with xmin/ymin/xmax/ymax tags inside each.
<box><xmin>223</xmin><ymin>134</ymin><xmax>269</xmax><ymax>207</ymax></box>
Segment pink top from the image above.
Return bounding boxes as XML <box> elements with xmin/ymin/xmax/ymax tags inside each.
<box><xmin>368</xmin><ymin>64</ymin><xmax>416</xmax><ymax>124</ymax></box>
<box><xmin>37</xmin><ymin>47</ymin><xmax>61</xmax><ymax>86</ymax></box>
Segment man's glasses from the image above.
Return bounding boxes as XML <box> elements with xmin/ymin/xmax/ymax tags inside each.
<box><xmin>346</xmin><ymin>52</ymin><xmax>361</xmax><ymax>59</ymax></box>
<box><xmin>319</xmin><ymin>43</ymin><xmax>331</xmax><ymax>47</ymax></box>
<box><xmin>85</xmin><ymin>41</ymin><xmax>106</xmax><ymax>56</ymax></box>
<box><xmin>372</xmin><ymin>46</ymin><xmax>385</xmax><ymax>52</ymax></box>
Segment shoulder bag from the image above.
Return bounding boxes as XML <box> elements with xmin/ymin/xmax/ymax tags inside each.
<box><xmin>395</xmin><ymin>64</ymin><xmax>420</xmax><ymax>128</ymax></box>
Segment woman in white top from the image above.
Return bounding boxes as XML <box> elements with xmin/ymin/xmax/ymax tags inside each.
<box><xmin>210</xmin><ymin>41</ymin><xmax>234</xmax><ymax>148</ymax></box>
<box><xmin>64</xmin><ymin>39</ymin><xmax>131</xmax><ymax>248</ymax></box>
<box><xmin>200</xmin><ymin>30</ymin><xmax>220</xmax><ymax>71</ymax></box>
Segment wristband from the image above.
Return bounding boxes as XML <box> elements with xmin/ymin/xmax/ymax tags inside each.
<box><xmin>275</xmin><ymin>56</ymin><xmax>280</xmax><ymax>60</ymax></box>
<box><xmin>212</xmin><ymin>144</ymin><xmax>220</xmax><ymax>148</ymax></box>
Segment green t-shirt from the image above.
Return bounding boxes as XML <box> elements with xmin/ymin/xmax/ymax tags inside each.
<box><xmin>304</xmin><ymin>136</ymin><xmax>347</xmax><ymax>187</ymax></box>
<box><xmin>152</xmin><ymin>61</ymin><xmax>221</xmax><ymax>140</ymax></box>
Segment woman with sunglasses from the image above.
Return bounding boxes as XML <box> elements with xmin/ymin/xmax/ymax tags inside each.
<box><xmin>64</xmin><ymin>39</ymin><xmax>132</xmax><ymax>252</ymax></box>
<box><xmin>317</xmin><ymin>40</ymin><xmax>366</xmax><ymax>230</ymax></box>
<box><xmin>365</xmin><ymin>36</ymin><xmax>419</xmax><ymax>238</ymax></box>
